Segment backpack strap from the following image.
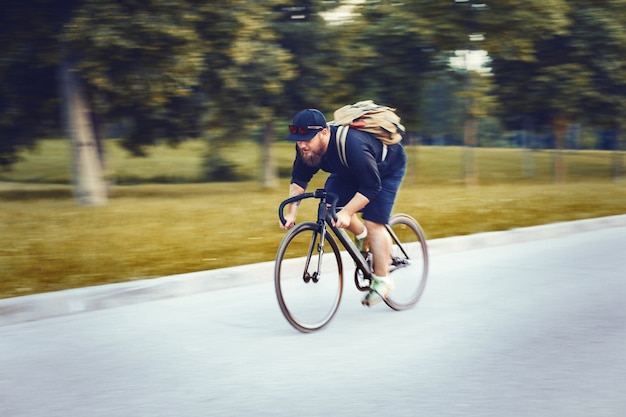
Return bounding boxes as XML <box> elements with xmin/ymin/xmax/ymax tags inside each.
<box><xmin>336</xmin><ymin>125</ymin><xmax>350</xmax><ymax>168</ymax></box>
<box><xmin>336</xmin><ymin>125</ymin><xmax>388</xmax><ymax>168</ymax></box>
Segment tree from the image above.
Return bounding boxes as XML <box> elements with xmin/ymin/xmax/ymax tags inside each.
<box><xmin>274</xmin><ymin>1</ymin><xmax>361</xmax><ymax>112</ymax></box>
<box><xmin>196</xmin><ymin>0</ymin><xmax>298</xmax><ymax>185</ymax></box>
<box><xmin>5</xmin><ymin>0</ymin><xmax>625</xmax><ymax>191</ymax></box>
<box><xmin>1</xmin><ymin>0</ymin><xmax>299</xmax><ymax>194</ymax></box>
<box><xmin>1</xmin><ymin>0</ymin><xmax>211</xmax><ymax>203</ymax></box>
<box><xmin>69</xmin><ymin>0</ymin><xmax>300</xmax><ymax>187</ymax></box>
<box><xmin>345</xmin><ymin>1</ymin><xmax>450</xmax><ymax>130</ymax></box>
<box><xmin>0</xmin><ymin>1</ymin><xmax>77</xmax><ymax>168</ymax></box>
<box><xmin>419</xmin><ymin>70</ymin><xmax>465</xmax><ymax>145</ymax></box>
<box><xmin>62</xmin><ymin>0</ymin><xmax>208</xmax><ymax>154</ymax></box>
<box><xmin>1</xmin><ymin>0</ymin><xmax>113</xmax><ymax>203</ymax></box>
<box><xmin>489</xmin><ymin>0</ymin><xmax>626</xmax><ymax>181</ymax></box>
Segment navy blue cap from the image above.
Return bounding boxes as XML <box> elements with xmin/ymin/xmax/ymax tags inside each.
<box><xmin>285</xmin><ymin>109</ymin><xmax>327</xmax><ymax>142</ymax></box>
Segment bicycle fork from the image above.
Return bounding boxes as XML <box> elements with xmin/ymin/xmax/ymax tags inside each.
<box><xmin>301</xmin><ymin>225</ymin><xmax>327</xmax><ymax>284</ymax></box>
<box><xmin>301</xmin><ymin>194</ymin><xmax>334</xmax><ymax>284</ymax></box>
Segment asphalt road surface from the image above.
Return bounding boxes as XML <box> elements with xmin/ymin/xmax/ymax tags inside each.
<box><xmin>1</xmin><ymin>219</ymin><xmax>625</xmax><ymax>417</ymax></box>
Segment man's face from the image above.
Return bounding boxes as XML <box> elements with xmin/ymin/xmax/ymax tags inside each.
<box><xmin>297</xmin><ymin>129</ymin><xmax>327</xmax><ymax>167</ymax></box>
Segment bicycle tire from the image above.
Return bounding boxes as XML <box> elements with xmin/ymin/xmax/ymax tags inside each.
<box><xmin>383</xmin><ymin>214</ymin><xmax>429</xmax><ymax>311</ymax></box>
<box><xmin>274</xmin><ymin>222</ymin><xmax>343</xmax><ymax>332</ymax></box>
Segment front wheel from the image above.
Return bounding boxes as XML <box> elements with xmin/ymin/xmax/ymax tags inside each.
<box><xmin>274</xmin><ymin>222</ymin><xmax>343</xmax><ymax>332</ymax></box>
<box><xmin>383</xmin><ymin>214</ymin><xmax>429</xmax><ymax>311</ymax></box>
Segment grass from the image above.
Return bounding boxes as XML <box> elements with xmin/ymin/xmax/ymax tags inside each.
<box><xmin>1</xmin><ymin>139</ymin><xmax>625</xmax><ymax>299</ymax></box>
<box><xmin>0</xmin><ymin>139</ymin><xmax>260</xmax><ymax>184</ymax></box>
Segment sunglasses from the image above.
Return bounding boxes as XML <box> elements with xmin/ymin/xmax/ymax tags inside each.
<box><xmin>289</xmin><ymin>125</ymin><xmax>325</xmax><ymax>134</ymax></box>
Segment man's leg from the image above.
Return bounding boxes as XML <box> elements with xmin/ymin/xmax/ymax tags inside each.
<box><xmin>324</xmin><ymin>174</ymin><xmax>365</xmax><ymax>237</ymax></box>
<box><xmin>361</xmin><ymin>219</ymin><xmax>393</xmax><ymax>306</ymax></box>
<box><xmin>347</xmin><ymin>214</ymin><xmax>365</xmax><ymax>236</ymax></box>
<box><xmin>364</xmin><ymin>219</ymin><xmax>392</xmax><ymax>277</ymax></box>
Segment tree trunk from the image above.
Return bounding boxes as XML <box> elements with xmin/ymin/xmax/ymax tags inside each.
<box><xmin>59</xmin><ymin>57</ymin><xmax>108</xmax><ymax>205</ymax></box>
<box><xmin>521</xmin><ymin>117</ymin><xmax>536</xmax><ymax>179</ymax></box>
<box><xmin>613</xmin><ymin>128</ymin><xmax>625</xmax><ymax>182</ymax></box>
<box><xmin>463</xmin><ymin>117</ymin><xmax>479</xmax><ymax>186</ymax></box>
<box><xmin>552</xmin><ymin>114</ymin><xmax>568</xmax><ymax>184</ymax></box>
<box><xmin>260</xmin><ymin>120</ymin><xmax>278</xmax><ymax>189</ymax></box>
<box><xmin>521</xmin><ymin>129</ymin><xmax>535</xmax><ymax>179</ymax></box>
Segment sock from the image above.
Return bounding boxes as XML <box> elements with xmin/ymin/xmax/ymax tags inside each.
<box><xmin>355</xmin><ymin>229</ymin><xmax>367</xmax><ymax>241</ymax></box>
<box><xmin>372</xmin><ymin>274</ymin><xmax>390</xmax><ymax>283</ymax></box>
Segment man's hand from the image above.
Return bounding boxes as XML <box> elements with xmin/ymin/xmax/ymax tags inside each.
<box><xmin>333</xmin><ymin>208</ymin><xmax>352</xmax><ymax>229</ymax></box>
<box><xmin>333</xmin><ymin>192</ymin><xmax>370</xmax><ymax>229</ymax></box>
<box><xmin>280</xmin><ymin>183</ymin><xmax>305</xmax><ymax>230</ymax></box>
<box><xmin>280</xmin><ymin>212</ymin><xmax>297</xmax><ymax>230</ymax></box>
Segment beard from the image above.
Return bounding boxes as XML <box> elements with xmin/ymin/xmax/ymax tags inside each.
<box><xmin>298</xmin><ymin>147</ymin><xmax>323</xmax><ymax>167</ymax></box>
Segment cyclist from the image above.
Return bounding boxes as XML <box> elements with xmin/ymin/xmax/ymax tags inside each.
<box><xmin>279</xmin><ymin>108</ymin><xmax>407</xmax><ymax>307</ymax></box>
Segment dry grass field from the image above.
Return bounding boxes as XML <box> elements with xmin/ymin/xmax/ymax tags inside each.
<box><xmin>1</xmin><ymin>140</ymin><xmax>624</xmax><ymax>299</ymax></box>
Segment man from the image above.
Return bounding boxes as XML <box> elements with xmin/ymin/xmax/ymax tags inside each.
<box><xmin>279</xmin><ymin>108</ymin><xmax>407</xmax><ymax>306</ymax></box>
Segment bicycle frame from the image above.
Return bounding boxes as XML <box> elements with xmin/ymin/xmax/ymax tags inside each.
<box><xmin>279</xmin><ymin>188</ymin><xmax>408</xmax><ymax>282</ymax></box>
<box><xmin>323</xmin><ymin>208</ymin><xmax>371</xmax><ymax>279</ymax></box>
<box><xmin>330</xmin><ymin>213</ymin><xmax>412</xmax><ymax>278</ymax></box>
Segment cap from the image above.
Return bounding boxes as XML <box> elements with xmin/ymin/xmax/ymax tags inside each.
<box><xmin>285</xmin><ymin>109</ymin><xmax>327</xmax><ymax>142</ymax></box>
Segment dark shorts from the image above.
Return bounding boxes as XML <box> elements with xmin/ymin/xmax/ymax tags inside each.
<box><xmin>325</xmin><ymin>165</ymin><xmax>406</xmax><ymax>225</ymax></box>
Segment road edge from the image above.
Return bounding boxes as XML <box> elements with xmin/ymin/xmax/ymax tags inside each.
<box><xmin>2</xmin><ymin>214</ymin><xmax>625</xmax><ymax>327</ymax></box>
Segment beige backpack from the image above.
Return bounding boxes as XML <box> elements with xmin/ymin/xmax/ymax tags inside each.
<box><xmin>330</xmin><ymin>100</ymin><xmax>405</xmax><ymax>167</ymax></box>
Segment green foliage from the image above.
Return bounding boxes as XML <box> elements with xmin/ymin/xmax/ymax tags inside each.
<box><xmin>418</xmin><ymin>71</ymin><xmax>465</xmax><ymax>143</ymax></box>
<box><xmin>477</xmin><ymin>0</ymin><xmax>571</xmax><ymax>61</ymax></box>
<box><xmin>456</xmin><ymin>70</ymin><xmax>496</xmax><ymax>119</ymax></box>
<box><xmin>62</xmin><ymin>0</ymin><xmax>210</xmax><ymax>154</ymax></box>
<box><xmin>202</xmin><ymin>1</ymin><xmax>297</xmax><ymax>137</ymax></box>
<box><xmin>1</xmin><ymin>0</ymin><xmax>299</xmax><ymax>161</ymax></box>
<box><xmin>345</xmin><ymin>1</ymin><xmax>449</xmax><ymax>128</ymax></box>
<box><xmin>0</xmin><ymin>1</ymin><xmax>75</xmax><ymax>167</ymax></box>
<box><xmin>274</xmin><ymin>0</ymin><xmax>356</xmax><ymax>113</ymax></box>
<box><xmin>2</xmin><ymin>0</ymin><xmax>626</xmax><ymax>174</ymax></box>
<box><xmin>63</xmin><ymin>1</ymin><xmax>205</xmax><ymax>106</ymax></box>
<box><xmin>491</xmin><ymin>0</ymin><xmax>626</xmax><ymax>131</ymax></box>
<box><xmin>201</xmin><ymin>151</ymin><xmax>239</xmax><ymax>182</ymax></box>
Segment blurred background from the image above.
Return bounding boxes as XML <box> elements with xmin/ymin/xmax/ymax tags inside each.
<box><xmin>2</xmin><ymin>0</ymin><xmax>625</xmax><ymax>197</ymax></box>
<box><xmin>1</xmin><ymin>0</ymin><xmax>625</xmax><ymax>297</ymax></box>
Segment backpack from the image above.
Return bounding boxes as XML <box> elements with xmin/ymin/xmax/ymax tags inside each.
<box><xmin>330</xmin><ymin>100</ymin><xmax>405</xmax><ymax>168</ymax></box>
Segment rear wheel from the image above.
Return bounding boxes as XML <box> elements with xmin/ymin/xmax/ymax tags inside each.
<box><xmin>274</xmin><ymin>222</ymin><xmax>343</xmax><ymax>332</ymax></box>
<box><xmin>383</xmin><ymin>214</ymin><xmax>428</xmax><ymax>311</ymax></box>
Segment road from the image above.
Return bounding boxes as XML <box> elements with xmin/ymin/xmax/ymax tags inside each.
<box><xmin>1</xmin><ymin>219</ymin><xmax>625</xmax><ymax>417</ymax></box>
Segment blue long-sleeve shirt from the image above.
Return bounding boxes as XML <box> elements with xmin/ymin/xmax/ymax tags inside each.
<box><xmin>290</xmin><ymin>125</ymin><xmax>406</xmax><ymax>202</ymax></box>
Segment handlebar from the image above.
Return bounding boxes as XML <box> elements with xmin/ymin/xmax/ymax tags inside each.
<box><xmin>278</xmin><ymin>189</ymin><xmax>339</xmax><ymax>227</ymax></box>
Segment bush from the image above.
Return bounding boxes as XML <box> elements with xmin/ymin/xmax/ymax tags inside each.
<box><xmin>201</xmin><ymin>151</ymin><xmax>239</xmax><ymax>182</ymax></box>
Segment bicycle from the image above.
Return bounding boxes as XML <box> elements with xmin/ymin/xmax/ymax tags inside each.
<box><xmin>275</xmin><ymin>188</ymin><xmax>428</xmax><ymax>332</ymax></box>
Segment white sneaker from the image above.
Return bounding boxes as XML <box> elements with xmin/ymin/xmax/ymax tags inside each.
<box><xmin>361</xmin><ymin>275</ymin><xmax>393</xmax><ymax>307</ymax></box>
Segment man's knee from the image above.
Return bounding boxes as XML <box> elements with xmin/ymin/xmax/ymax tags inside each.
<box><xmin>364</xmin><ymin>220</ymin><xmax>386</xmax><ymax>234</ymax></box>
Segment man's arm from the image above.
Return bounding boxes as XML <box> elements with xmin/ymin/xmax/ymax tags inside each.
<box><xmin>280</xmin><ymin>182</ymin><xmax>306</xmax><ymax>230</ymax></box>
<box><xmin>334</xmin><ymin>192</ymin><xmax>369</xmax><ymax>229</ymax></box>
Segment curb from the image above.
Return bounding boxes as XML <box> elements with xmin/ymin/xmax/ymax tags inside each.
<box><xmin>1</xmin><ymin>214</ymin><xmax>625</xmax><ymax>327</ymax></box>
<box><xmin>427</xmin><ymin>213</ymin><xmax>626</xmax><ymax>256</ymax></box>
